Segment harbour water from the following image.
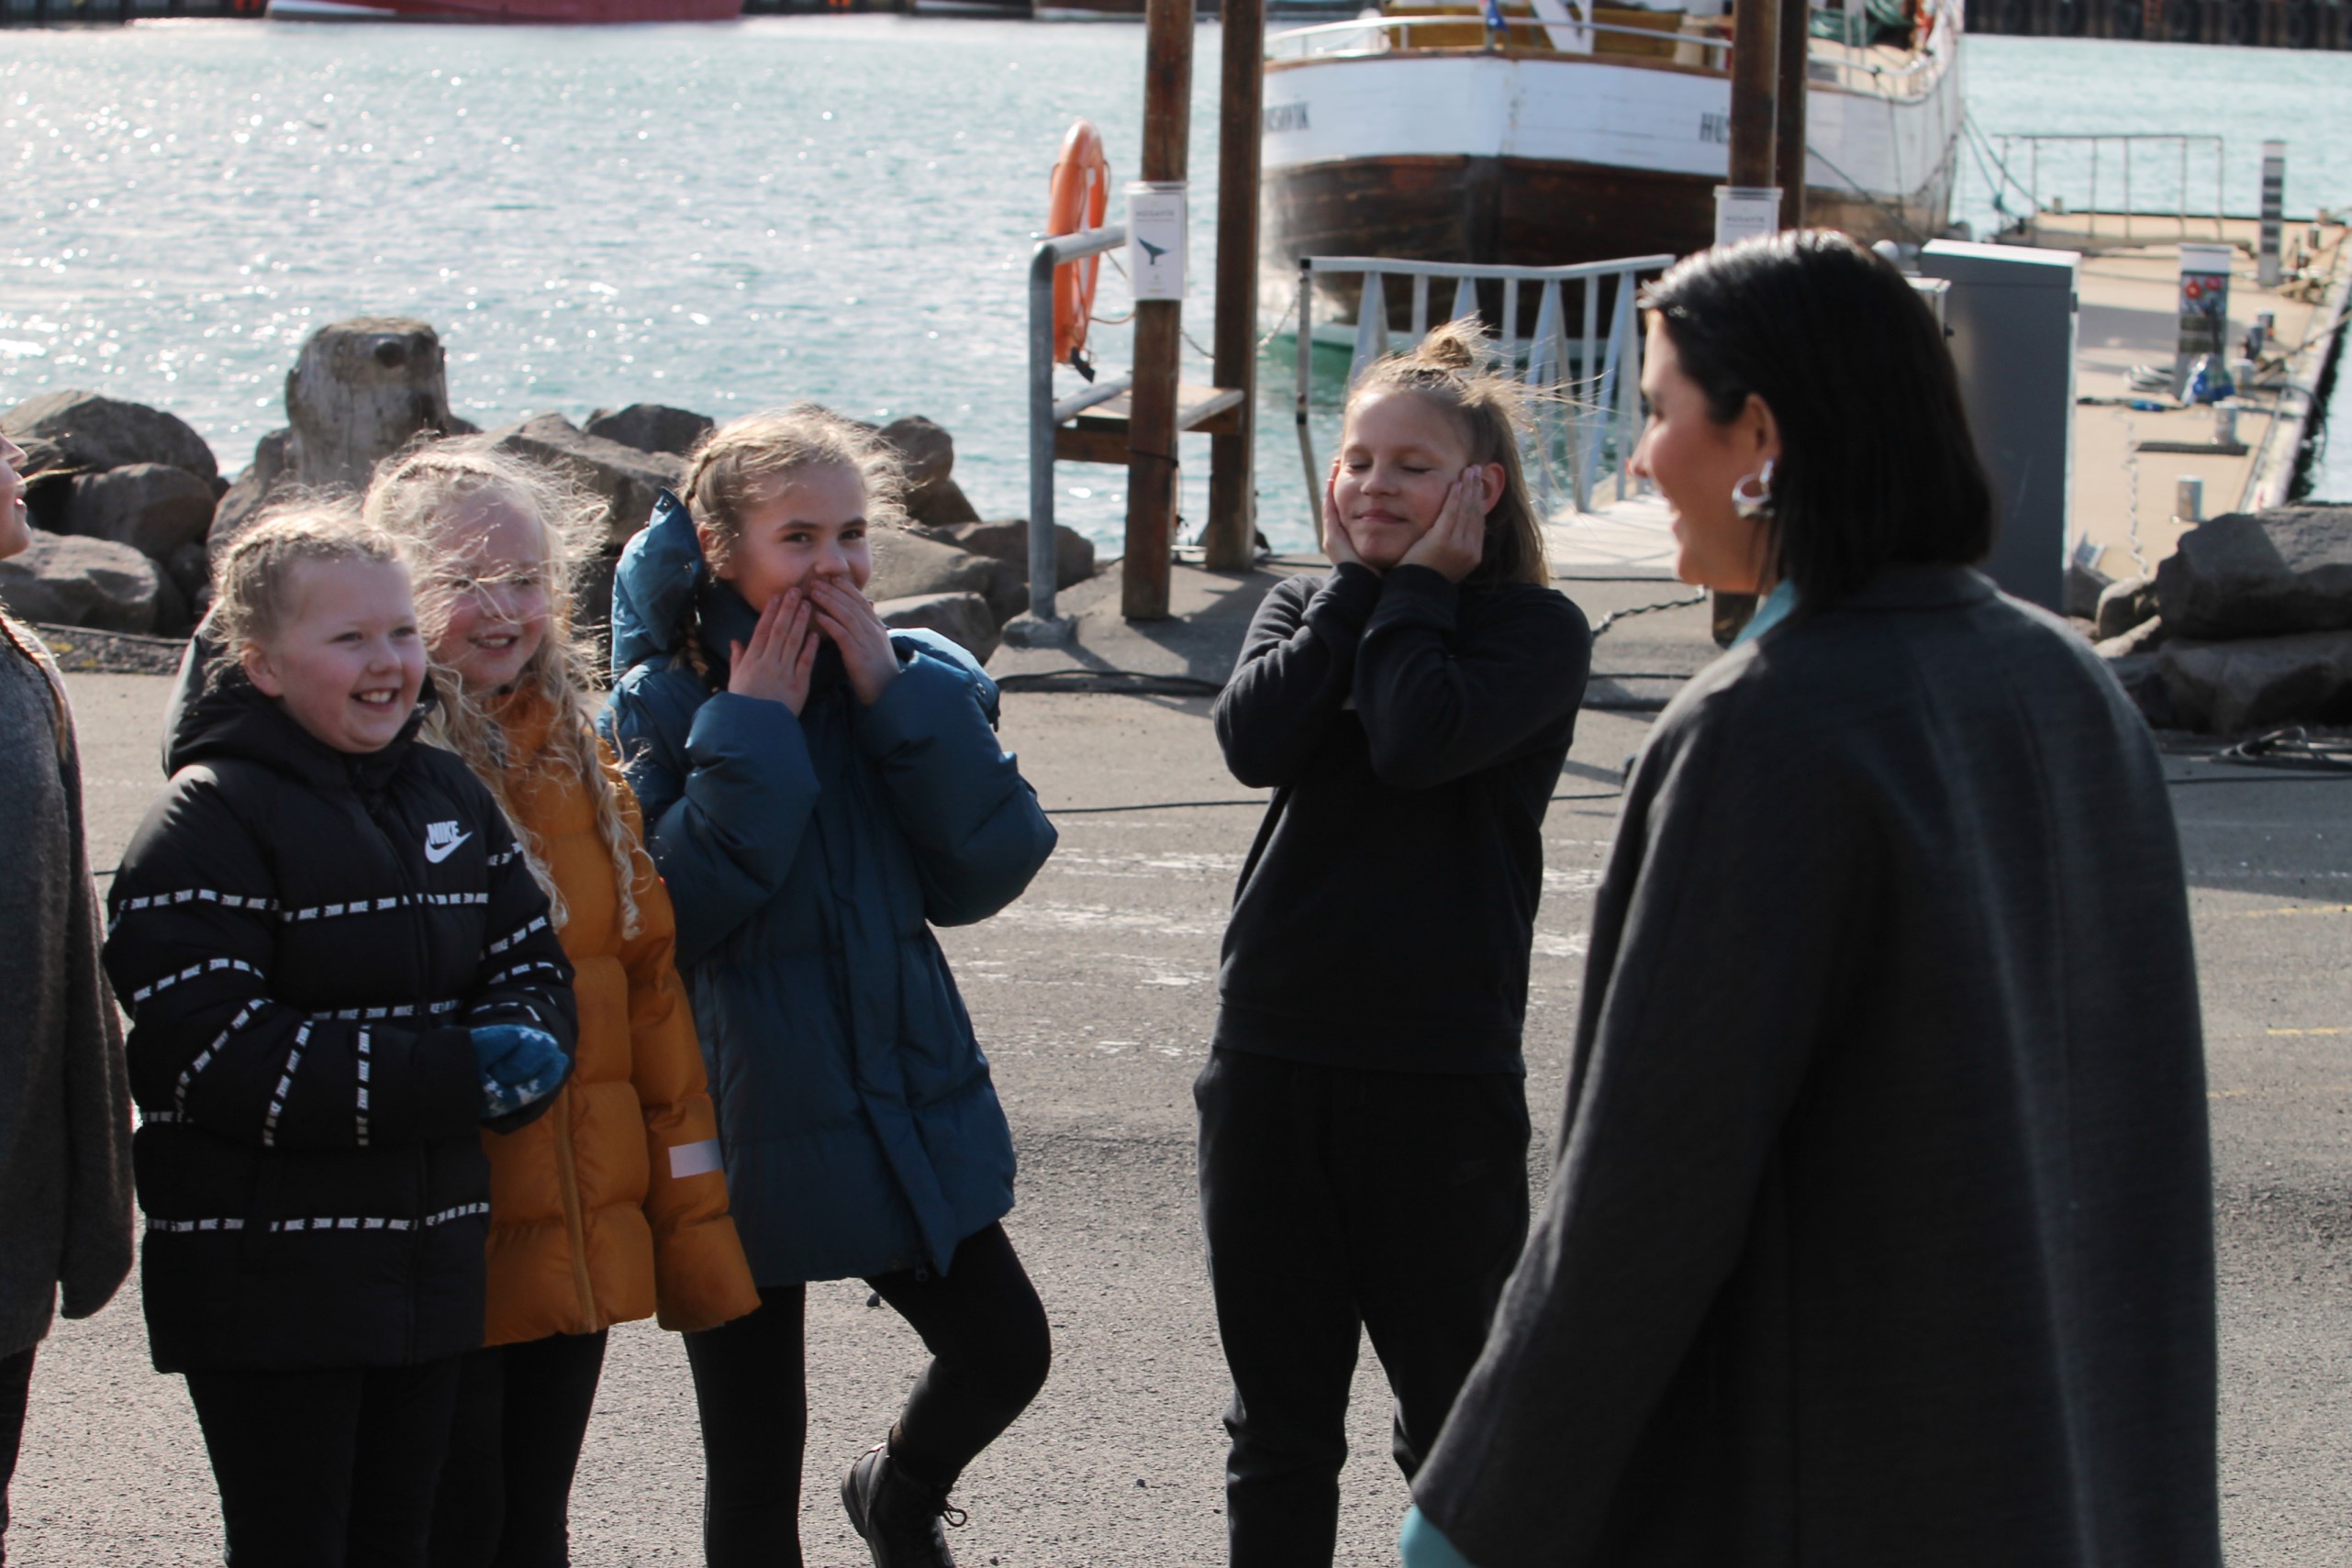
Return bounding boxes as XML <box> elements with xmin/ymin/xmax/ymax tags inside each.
<box><xmin>6</xmin><ymin>21</ymin><xmax>2352</xmax><ymax>553</ymax></box>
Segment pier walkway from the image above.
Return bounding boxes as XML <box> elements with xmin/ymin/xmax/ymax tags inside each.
<box><xmin>17</xmin><ymin>628</ymin><xmax>2350</xmax><ymax>1562</ymax></box>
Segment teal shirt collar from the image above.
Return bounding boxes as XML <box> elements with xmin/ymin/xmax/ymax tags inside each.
<box><xmin>1733</xmin><ymin>579</ymin><xmax>1799</xmax><ymax>648</ymax></box>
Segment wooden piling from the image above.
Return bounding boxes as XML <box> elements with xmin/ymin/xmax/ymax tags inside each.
<box><xmin>1123</xmin><ymin>0</ymin><xmax>1195</xmax><ymax>620</ymax></box>
<box><xmin>1204</xmin><ymin>0</ymin><xmax>1264</xmax><ymax>573</ymax></box>
<box><xmin>1716</xmin><ymin>0</ymin><xmax>1782</xmax><ymax>643</ymax></box>
<box><xmin>1728</xmin><ymin>0</ymin><xmax>1779</xmax><ymax>191</ymax></box>
<box><xmin>1773</xmin><ymin>0</ymin><xmax>1809</xmax><ymax>228</ymax></box>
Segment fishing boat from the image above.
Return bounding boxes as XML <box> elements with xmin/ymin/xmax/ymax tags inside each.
<box><xmin>1261</xmin><ymin>0</ymin><xmax>1962</xmax><ymax>299</ymax></box>
<box><xmin>267</xmin><ymin>0</ymin><xmax>738</xmax><ymax>19</ymax></box>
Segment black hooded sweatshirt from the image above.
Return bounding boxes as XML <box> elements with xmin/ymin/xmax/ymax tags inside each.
<box><xmin>103</xmin><ymin>673</ymin><xmax>577</xmax><ymax>1373</ymax></box>
<box><xmin>1212</xmin><ymin>563</ymin><xmax>1592</xmax><ymax>1075</ymax></box>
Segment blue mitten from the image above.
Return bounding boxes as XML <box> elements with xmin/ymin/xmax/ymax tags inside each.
<box><xmin>471</xmin><ymin>1025</ymin><xmax>566</xmax><ymax>1120</ymax></box>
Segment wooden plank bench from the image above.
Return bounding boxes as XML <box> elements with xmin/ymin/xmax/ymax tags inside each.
<box><xmin>1053</xmin><ymin>381</ymin><xmax>1247</xmax><ymax>465</ymax></box>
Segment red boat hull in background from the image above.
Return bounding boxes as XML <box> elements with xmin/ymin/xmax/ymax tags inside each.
<box><xmin>269</xmin><ymin>0</ymin><xmax>741</xmax><ymax>21</ymax></box>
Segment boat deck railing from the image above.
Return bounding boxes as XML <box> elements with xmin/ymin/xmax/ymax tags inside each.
<box><xmin>1981</xmin><ymin>133</ymin><xmax>2230</xmax><ymax>246</ymax></box>
<box><xmin>1265</xmin><ymin>1</ymin><xmax>1954</xmax><ymax>101</ymax></box>
<box><xmin>1294</xmin><ymin>253</ymin><xmax>1676</xmax><ymax>518</ymax></box>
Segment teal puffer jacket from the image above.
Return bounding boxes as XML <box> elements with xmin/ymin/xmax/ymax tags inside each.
<box><xmin>600</xmin><ymin>493</ymin><xmax>1054</xmax><ymax>1284</ymax></box>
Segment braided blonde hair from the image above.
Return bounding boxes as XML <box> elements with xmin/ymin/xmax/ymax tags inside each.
<box><xmin>212</xmin><ymin>502</ymin><xmax>411</xmax><ymax>655</ymax></box>
<box><xmin>674</xmin><ymin>405</ymin><xmax>908</xmax><ymax>683</ymax></box>
<box><xmin>1346</xmin><ymin>318</ymin><xmax>1553</xmax><ymax>589</ymax></box>
<box><xmin>364</xmin><ymin>438</ymin><xmax>644</xmax><ymax>939</ymax></box>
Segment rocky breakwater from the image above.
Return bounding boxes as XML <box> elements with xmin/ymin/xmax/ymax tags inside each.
<box><xmin>1</xmin><ymin>317</ymin><xmax>1099</xmax><ymax>667</ymax></box>
<box><xmin>0</xmin><ymin>391</ymin><xmax>223</xmax><ymax>634</ymax></box>
<box><xmin>2088</xmin><ymin>506</ymin><xmax>2352</xmax><ymax>733</ymax></box>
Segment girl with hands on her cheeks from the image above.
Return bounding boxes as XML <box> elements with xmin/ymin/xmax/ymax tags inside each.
<box><xmin>1202</xmin><ymin>321</ymin><xmax>1592</xmax><ymax>1568</ymax></box>
<box><xmin>602</xmin><ymin>407</ymin><xmax>1055</xmax><ymax>1568</ymax></box>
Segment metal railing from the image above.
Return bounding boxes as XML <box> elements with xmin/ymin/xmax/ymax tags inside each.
<box><xmin>1266</xmin><ymin>7</ymin><xmax>1724</xmax><ymax>62</ymax></box>
<box><xmin>1265</xmin><ymin>0</ymin><xmax>1958</xmax><ymax>99</ymax></box>
<box><xmin>1294</xmin><ymin>253</ymin><xmax>1675</xmax><ymax>517</ymax></box>
<box><xmin>1024</xmin><ymin>223</ymin><xmax>1125</xmax><ymax>631</ymax></box>
<box><xmin>1984</xmin><ymin>133</ymin><xmax>2228</xmax><ymax>244</ymax></box>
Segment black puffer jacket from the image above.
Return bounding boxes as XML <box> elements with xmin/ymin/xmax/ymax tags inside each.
<box><xmin>104</xmin><ymin>674</ymin><xmax>577</xmax><ymax>1373</ymax></box>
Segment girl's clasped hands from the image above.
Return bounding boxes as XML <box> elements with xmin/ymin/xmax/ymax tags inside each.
<box><xmin>727</xmin><ymin>577</ymin><xmax>900</xmax><ymax>713</ymax></box>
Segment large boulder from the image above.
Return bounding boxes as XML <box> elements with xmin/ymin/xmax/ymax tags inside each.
<box><xmin>2153</xmin><ymin>507</ymin><xmax>2352</xmax><ymax>639</ymax></box>
<box><xmin>165</xmin><ymin>540</ymin><xmax>212</xmax><ymax>604</ymax></box>
<box><xmin>65</xmin><ymin>462</ymin><xmax>217</xmax><ymax>561</ymax></box>
<box><xmin>907</xmin><ymin>475</ymin><xmax>982</xmax><ymax>530</ymax></box>
<box><xmin>0</xmin><ymin>532</ymin><xmax>162</xmax><ymax>633</ymax></box>
<box><xmin>866</xmin><ymin>530</ymin><xmax>1013</xmax><ymax>619</ymax></box>
<box><xmin>585</xmin><ymin>404</ymin><xmax>714</xmax><ymax>459</ymax></box>
<box><xmin>208</xmin><ymin>428</ymin><xmax>295</xmax><ymax>566</ymax></box>
<box><xmin>876</xmin><ymin>591</ymin><xmax>1000</xmax><ymax>666</ymax></box>
<box><xmin>876</xmin><ymin>416</ymin><xmax>955</xmax><ymax>505</ymax></box>
<box><xmin>284</xmin><ymin>318</ymin><xmax>457</xmax><ymax>492</ymax></box>
<box><xmin>1</xmin><ymin>390</ymin><xmax>219</xmax><ymax>484</ymax></box>
<box><xmin>921</xmin><ymin>517</ymin><xmax>1098</xmax><ymax>594</ymax></box>
<box><xmin>489</xmin><ymin>414</ymin><xmax>685</xmax><ymax>550</ymax></box>
<box><xmin>2159</xmin><ymin>630</ymin><xmax>2352</xmax><ymax>733</ymax></box>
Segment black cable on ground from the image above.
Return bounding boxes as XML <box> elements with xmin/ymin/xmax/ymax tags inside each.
<box><xmin>1588</xmin><ymin>589</ymin><xmax>1709</xmax><ymax>640</ymax></box>
<box><xmin>996</xmin><ymin>670</ymin><xmax>1226</xmax><ymax>698</ymax></box>
<box><xmin>2213</xmin><ymin>726</ymin><xmax>2352</xmax><ymax>772</ymax></box>
<box><xmin>1042</xmin><ymin>788</ymin><xmax>1623</xmax><ymax>817</ymax></box>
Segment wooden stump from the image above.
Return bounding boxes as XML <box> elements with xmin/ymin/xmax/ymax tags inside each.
<box><xmin>284</xmin><ymin>318</ymin><xmax>456</xmax><ymax>492</ymax></box>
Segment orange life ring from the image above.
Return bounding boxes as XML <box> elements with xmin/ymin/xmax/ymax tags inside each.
<box><xmin>1048</xmin><ymin>119</ymin><xmax>1111</xmax><ymax>370</ymax></box>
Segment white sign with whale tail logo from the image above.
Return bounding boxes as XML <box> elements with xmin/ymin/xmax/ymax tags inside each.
<box><xmin>1126</xmin><ymin>181</ymin><xmax>1187</xmax><ymax>303</ymax></box>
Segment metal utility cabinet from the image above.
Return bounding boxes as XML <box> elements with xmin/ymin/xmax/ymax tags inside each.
<box><xmin>1919</xmin><ymin>239</ymin><xmax>2079</xmax><ymax>614</ymax></box>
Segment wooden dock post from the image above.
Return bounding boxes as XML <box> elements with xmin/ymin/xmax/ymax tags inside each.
<box><xmin>1123</xmin><ymin>0</ymin><xmax>1196</xmax><ymax>620</ymax></box>
<box><xmin>1716</xmin><ymin>0</ymin><xmax>1779</xmax><ymax>643</ymax></box>
<box><xmin>1204</xmin><ymin>0</ymin><xmax>1265</xmax><ymax>573</ymax></box>
<box><xmin>1728</xmin><ymin>0</ymin><xmax>1779</xmax><ymax>194</ymax></box>
<box><xmin>1773</xmin><ymin>0</ymin><xmax>1809</xmax><ymax>229</ymax></box>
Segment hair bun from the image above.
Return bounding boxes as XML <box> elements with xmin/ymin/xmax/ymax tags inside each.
<box><xmin>1415</xmin><ymin>323</ymin><xmax>1480</xmax><ymax>372</ymax></box>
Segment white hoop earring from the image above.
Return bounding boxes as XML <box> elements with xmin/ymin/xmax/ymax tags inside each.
<box><xmin>1731</xmin><ymin>459</ymin><xmax>1776</xmax><ymax>520</ymax></box>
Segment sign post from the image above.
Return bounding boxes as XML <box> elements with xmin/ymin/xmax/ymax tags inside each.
<box><xmin>1713</xmin><ymin>185</ymin><xmax>1783</xmax><ymax>249</ymax></box>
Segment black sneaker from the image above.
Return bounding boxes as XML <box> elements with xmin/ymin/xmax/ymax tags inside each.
<box><xmin>841</xmin><ymin>1441</ymin><xmax>966</xmax><ymax>1568</ymax></box>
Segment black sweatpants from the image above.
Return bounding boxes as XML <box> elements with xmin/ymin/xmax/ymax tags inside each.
<box><xmin>682</xmin><ymin>1221</ymin><xmax>1051</xmax><ymax>1568</ymax></box>
<box><xmin>427</xmin><ymin>1329</ymin><xmax>609</xmax><ymax>1568</ymax></box>
<box><xmin>0</xmin><ymin>1347</ymin><xmax>31</xmax><ymax>1568</ymax></box>
<box><xmin>184</xmin><ymin>1357</ymin><xmax>463</xmax><ymax>1568</ymax></box>
<box><xmin>1195</xmin><ymin>1048</ymin><xmax>1532</xmax><ymax>1568</ymax></box>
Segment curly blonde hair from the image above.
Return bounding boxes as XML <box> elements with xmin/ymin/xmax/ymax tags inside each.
<box><xmin>365</xmin><ymin>438</ymin><xmax>644</xmax><ymax>939</ymax></box>
<box><xmin>212</xmin><ymin>502</ymin><xmax>412</xmax><ymax>654</ymax></box>
<box><xmin>1346</xmin><ymin>317</ymin><xmax>1553</xmax><ymax>589</ymax></box>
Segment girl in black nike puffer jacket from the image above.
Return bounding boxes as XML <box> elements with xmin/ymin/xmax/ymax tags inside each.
<box><xmin>103</xmin><ymin>513</ymin><xmax>578</xmax><ymax>1568</ymax></box>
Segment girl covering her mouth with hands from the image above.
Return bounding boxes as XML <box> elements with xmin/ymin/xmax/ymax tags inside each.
<box><xmin>1201</xmin><ymin>320</ymin><xmax>1592</xmax><ymax>1567</ymax></box>
<box><xmin>600</xmin><ymin>406</ymin><xmax>1056</xmax><ymax>1568</ymax></box>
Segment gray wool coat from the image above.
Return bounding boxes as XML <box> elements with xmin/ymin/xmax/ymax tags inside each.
<box><xmin>0</xmin><ymin>616</ymin><xmax>135</xmax><ymax>1360</ymax></box>
<box><xmin>1412</xmin><ymin>569</ymin><xmax>2218</xmax><ymax>1568</ymax></box>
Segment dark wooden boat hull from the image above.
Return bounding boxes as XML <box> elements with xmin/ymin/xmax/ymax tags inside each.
<box><xmin>1266</xmin><ymin>151</ymin><xmax>1947</xmax><ymax>297</ymax></box>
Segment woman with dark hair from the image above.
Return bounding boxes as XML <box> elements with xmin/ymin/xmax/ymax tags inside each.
<box><xmin>1399</xmin><ymin>231</ymin><xmax>2218</xmax><ymax>1568</ymax></box>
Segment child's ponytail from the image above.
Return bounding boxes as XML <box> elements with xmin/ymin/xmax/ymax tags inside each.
<box><xmin>1347</xmin><ymin>318</ymin><xmax>1553</xmax><ymax>589</ymax></box>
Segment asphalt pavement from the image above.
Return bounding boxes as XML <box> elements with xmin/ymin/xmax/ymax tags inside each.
<box><xmin>13</xmin><ymin>570</ymin><xmax>2349</xmax><ymax>1566</ymax></box>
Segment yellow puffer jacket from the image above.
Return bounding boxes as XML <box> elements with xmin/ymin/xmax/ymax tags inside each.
<box><xmin>479</xmin><ymin>689</ymin><xmax>759</xmax><ymax>1345</ymax></box>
